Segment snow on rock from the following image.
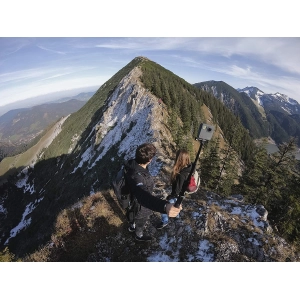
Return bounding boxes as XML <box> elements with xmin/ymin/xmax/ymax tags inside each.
<box><xmin>71</xmin><ymin>67</ymin><xmax>173</xmax><ymax>175</ymax></box>
<box><xmin>4</xmin><ymin>197</ymin><xmax>44</xmax><ymax>245</ymax></box>
<box><xmin>88</xmin><ymin>189</ymin><xmax>298</xmax><ymax>262</ymax></box>
<box><xmin>15</xmin><ymin>166</ymin><xmax>35</xmax><ymax>194</ymax></box>
<box><xmin>0</xmin><ymin>203</ymin><xmax>7</xmax><ymax>215</ymax></box>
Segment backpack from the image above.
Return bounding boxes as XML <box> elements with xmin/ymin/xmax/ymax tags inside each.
<box><xmin>187</xmin><ymin>170</ymin><xmax>200</xmax><ymax>194</ymax></box>
<box><xmin>112</xmin><ymin>165</ymin><xmax>131</xmax><ymax>210</ymax></box>
<box><xmin>112</xmin><ymin>165</ymin><xmax>139</xmax><ymax>223</ymax></box>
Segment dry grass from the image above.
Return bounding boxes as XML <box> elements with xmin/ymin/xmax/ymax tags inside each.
<box><xmin>24</xmin><ymin>190</ymin><xmax>127</xmax><ymax>262</ymax></box>
<box><xmin>0</xmin><ymin>247</ymin><xmax>21</xmax><ymax>262</ymax></box>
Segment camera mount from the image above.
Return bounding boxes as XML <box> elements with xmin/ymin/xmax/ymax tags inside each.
<box><xmin>174</xmin><ymin>123</ymin><xmax>215</xmax><ymax>208</ymax></box>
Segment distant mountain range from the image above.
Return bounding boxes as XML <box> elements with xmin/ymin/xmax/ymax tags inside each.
<box><xmin>0</xmin><ymin>91</ymin><xmax>95</xmax><ymax>159</ymax></box>
<box><xmin>0</xmin><ymin>99</ymin><xmax>85</xmax><ymax>144</ymax></box>
<box><xmin>46</xmin><ymin>91</ymin><xmax>96</xmax><ymax>104</ymax></box>
<box><xmin>0</xmin><ymin>88</ymin><xmax>97</xmax><ymax>117</ymax></box>
<box><xmin>194</xmin><ymin>81</ymin><xmax>300</xmax><ymax>146</ymax></box>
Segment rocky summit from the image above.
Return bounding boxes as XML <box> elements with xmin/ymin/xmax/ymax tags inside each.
<box><xmin>89</xmin><ymin>190</ymin><xmax>299</xmax><ymax>262</ymax></box>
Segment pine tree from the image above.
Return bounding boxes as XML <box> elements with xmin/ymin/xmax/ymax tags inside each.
<box><xmin>214</xmin><ymin>124</ymin><xmax>241</xmax><ymax>196</ymax></box>
<box><xmin>239</xmin><ymin>146</ymin><xmax>269</xmax><ymax>204</ymax></box>
<box><xmin>240</xmin><ymin>138</ymin><xmax>300</xmax><ymax>245</ymax></box>
<box><xmin>280</xmin><ymin>175</ymin><xmax>300</xmax><ymax>245</ymax></box>
<box><xmin>161</xmin><ymin>81</ymin><xmax>171</xmax><ymax>107</ymax></box>
<box><xmin>200</xmin><ymin>138</ymin><xmax>221</xmax><ymax>190</ymax></box>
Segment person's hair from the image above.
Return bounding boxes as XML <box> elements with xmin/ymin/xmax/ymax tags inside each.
<box><xmin>171</xmin><ymin>149</ymin><xmax>191</xmax><ymax>183</ymax></box>
<box><xmin>135</xmin><ymin>143</ymin><xmax>157</xmax><ymax>164</ymax></box>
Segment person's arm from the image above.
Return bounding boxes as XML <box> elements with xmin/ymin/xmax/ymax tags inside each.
<box><xmin>127</xmin><ymin>175</ymin><xmax>181</xmax><ymax>216</ymax></box>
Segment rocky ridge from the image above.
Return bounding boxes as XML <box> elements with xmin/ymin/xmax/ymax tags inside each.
<box><xmin>87</xmin><ymin>189</ymin><xmax>299</xmax><ymax>262</ymax></box>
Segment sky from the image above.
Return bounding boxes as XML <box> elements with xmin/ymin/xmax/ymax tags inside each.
<box><xmin>1</xmin><ymin>37</ymin><xmax>300</xmax><ymax>108</ymax></box>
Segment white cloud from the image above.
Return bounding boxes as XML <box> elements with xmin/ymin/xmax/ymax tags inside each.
<box><xmin>0</xmin><ymin>74</ymin><xmax>106</xmax><ymax>106</ymax></box>
<box><xmin>0</xmin><ymin>37</ymin><xmax>300</xmax><ymax>105</ymax></box>
<box><xmin>37</xmin><ymin>45</ymin><xmax>66</xmax><ymax>55</ymax></box>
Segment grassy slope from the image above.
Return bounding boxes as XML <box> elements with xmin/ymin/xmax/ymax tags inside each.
<box><xmin>0</xmin><ymin>116</ymin><xmax>67</xmax><ymax>184</ymax></box>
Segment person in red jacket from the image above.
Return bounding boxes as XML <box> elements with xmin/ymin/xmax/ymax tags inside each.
<box><xmin>156</xmin><ymin>149</ymin><xmax>192</xmax><ymax>229</ymax></box>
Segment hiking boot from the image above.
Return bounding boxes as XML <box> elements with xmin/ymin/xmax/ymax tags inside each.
<box><xmin>135</xmin><ymin>235</ymin><xmax>153</xmax><ymax>242</ymax></box>
<box><xmin>128</xmin><ymin>224</ymin><xmax>136</xmax><ymax>232</ymax></box>
<box><xmin>156</xmin><ymin>222</ymin><xmax>168</xmax><ymax>230</ymax></box>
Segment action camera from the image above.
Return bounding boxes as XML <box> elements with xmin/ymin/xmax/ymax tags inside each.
<box><xmin>196</xmin><ymin>123</ymin><xmax>215</xmax><ymax>141</ymax></box>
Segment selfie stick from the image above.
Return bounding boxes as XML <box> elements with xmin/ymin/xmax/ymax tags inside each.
<box><xmin>174</xmin><ymin>123</ymin><xmax>214</xmax><ymax>208</ymax></box>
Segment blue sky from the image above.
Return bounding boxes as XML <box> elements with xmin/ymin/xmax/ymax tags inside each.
<box><xmin>1</xmin><ymin>37</ymin><xmax>300</xmax><ymax>107</ymax></box>
<box><xmin>1</xmin><ymin>1</ymin><xmax>300</xmax><ymax>109</ymax></box>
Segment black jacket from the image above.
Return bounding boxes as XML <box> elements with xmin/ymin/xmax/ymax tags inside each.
<box><xmin>170</xmin><ymin>164</ymin><xmax>192</xmax><ymax>198</ymax></box>
<box><xmin>124</xmin><ymin>159</ymin><xmax>166</xmax><ymax>214</ymax></box>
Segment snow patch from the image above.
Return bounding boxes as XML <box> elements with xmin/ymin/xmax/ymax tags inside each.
<box><xmin>70</xmin><ymin>68</ymin><xmax>164</xmax><ymax>176</ymax></box>
<box><xmin>15</xmin><ymin>167</ymin><xmax>35</xmax><ymax>194</ymax></box>
<box><xmin>0</xmin><ymin>204</ymin><xmax>7</xmax><ymax>214</ymax></box>
<box><xmin>4</xmin><ymin>197</ymin><xmax>44</xmax><ymax>244</ymax></box>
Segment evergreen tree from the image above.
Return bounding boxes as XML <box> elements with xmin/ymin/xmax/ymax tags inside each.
<box><xmin>214</xmin><ymin>124</ymin><xmax>241</xmax><ymax>196</ymax></box>
<box><xmin>200</xmin><ymin>138</ymin><xmax>221</xmax><ymax>190</ymax></box>
<box><xmin>161</xmin><ymin>81</ymin><xmax>171</xmax><ymax>107</ymax></box>
<box><xmin>240</xmin><ymin>137</ymin><xmax>300</xmax><ymax>245</ymax></box>
<box><xmin>239</xmin><ymin>146</ymin><xmax>269</xmax><ymax>204</ymax></box>
<box><xmin>280</xmin><ymin>175</ymin><xmax>300</xmax><ymax>245</ymax></box>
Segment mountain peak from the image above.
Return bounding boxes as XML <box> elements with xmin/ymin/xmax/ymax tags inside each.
<box><xmin>238</xmin><ymin>86</ymin><xmax>265</xmax><ymax>96</ymax></box>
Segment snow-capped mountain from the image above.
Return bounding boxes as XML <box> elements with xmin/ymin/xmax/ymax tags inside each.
<box><xmin>194</xmin><ymin>81</ymin><xmax>300</xmax><ymax>147</ymax></box>
<box><xmin>238</xmin><ymin>86</ymin><xmax>300</xmax><ymax>115</ymax></box>
<box><xmin>237</xmin><ymin>86</ymin><xmax>265</xmax><ymax>106</ymax></box>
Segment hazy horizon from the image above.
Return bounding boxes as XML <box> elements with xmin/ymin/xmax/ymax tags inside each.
<box><xmin>0</xmin><ymin>85</ymin><xmax>98</xmax><ymax>116</ymax></box>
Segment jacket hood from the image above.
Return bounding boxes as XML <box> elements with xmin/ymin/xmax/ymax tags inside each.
<box><xmin>124</xmin><ymin>159</ymin><xmax>149</xmax><ymax>175</ymax></box>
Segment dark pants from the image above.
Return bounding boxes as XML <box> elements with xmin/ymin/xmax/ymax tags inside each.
<box><xmin>134</xmin><ymin>205</ymin><xmax>152</xmax><ymax>237</ymax></box>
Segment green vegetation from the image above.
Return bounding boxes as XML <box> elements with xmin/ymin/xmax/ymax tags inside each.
<box><xmin>140</xmin><ymin>61</ymin><xmax>256</xmax><ymax>163</ymax></box>
<box><xmin>0</xmin><ymin>100</ymin><xmax>86</xmax><ymax>160</ymax></box>
<box><xmin>140</xmin><ymin>60</ymin><xmax>203</xmax><ymax>140</ymax></box>
<box><xmin>238</xmin><ymin>138</ymin><xmax>300</xmax><ymax>246</ymax></box>
<box><xmin>194</xmin><ymin>81</ymin><xmax>300</xmax><ymax>147</ymax></box>
<box><xmin>194</xmin><ymin>81</ymin><xmax>269</xmax><ymax>140</ymax></box>
<box><xmin>200</xmin><ymin>137</ymin><xmax>222</xmax><ymax>190</ymax></box>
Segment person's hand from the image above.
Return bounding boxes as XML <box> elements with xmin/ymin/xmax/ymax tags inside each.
<box><xmin>165</xmin><ymin>203</ymin><xmax>182</xmax><ymax>217</ymax></box>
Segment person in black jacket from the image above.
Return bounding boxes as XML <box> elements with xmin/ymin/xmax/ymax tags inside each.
<box><xmin>156</xmin><ymin>149</ymin><xmax>192</xmax><ymax>229</ymax></box>
<box><xmin>124</xmin><ymin>143</ymin><xmax>182</xmax><ymax>242</ymax></box>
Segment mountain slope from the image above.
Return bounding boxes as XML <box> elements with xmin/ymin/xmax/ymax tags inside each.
<box><xmin>239</xmin><ymin>87</ymin><xmax>300</xmax><ymax>146</ymax></box>
<box><xmin>0</xmin><ymin>99</ymin><xmax>87</xmax><ymax>159</ymax></box>
<box><xmin>47</xmin><ymin>91</ymin><xmax>96</xmax><ymax>104</ymax></box>
<box><xmin>0</xmin><ymin>57</ymin><xmax>265</xmax><ymax>259</ymax></box>
<box><xmin>193</xmin><ymin>81</ymin><xmax>269</xmax><ymax>139</ymax></box>
<box><xmin>0</xmin><ymin>116</ymin><xmax>68</xmax><ymax>185</ymax></box>
<box><xmin>195</xmin><ymin>82</ymin><xmax>300</xmax><ymax>147</ymax></box>
<box><xmin>0</xmin><ymin>57</ymin><xmax>177</xmax><ymax>255</ymax></box>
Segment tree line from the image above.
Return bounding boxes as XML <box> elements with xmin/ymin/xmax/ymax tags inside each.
<box><xmin>140</xmin><ymin>60</ymin><xmax>300</xmax><ymax>247</ymax></box>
